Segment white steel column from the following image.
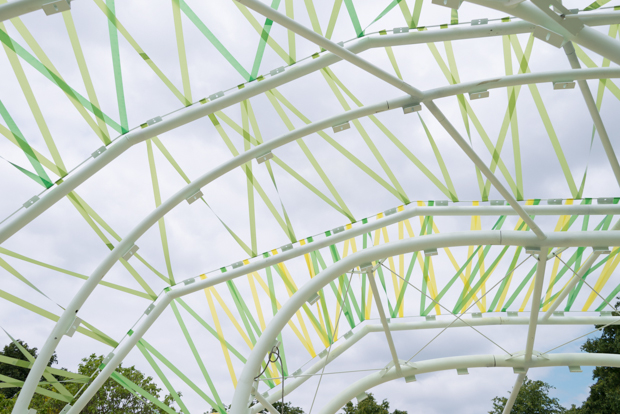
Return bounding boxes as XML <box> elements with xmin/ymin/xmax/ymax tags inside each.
<box><xmin>564</xmin><ymin>42</ymin><xmax>620</xmax><ymax>189</ymax></box>
<box><xmin>503</xmin><ymin>247</ymin><xmax>550</xmax><ymax>413</ymax></box>
<box><xmin>235</xmin><ymin>0</ymin><xmax>423</xmax><ymax>99</ymax></box>
<box><xmin>502</xmin><ymin>372</ymin><xmax>527</xmax><ymax>414</ymax></box>
<box><xmin>424</xmin><ymin>100</ymin><xmax>546</xmax><ymax>240</ymax></box>
<box><xmin>525</xmin><ymin>248</ymin><xmax>550</xmax><ymax>360</ymax></box>
<box><xmin>366</xmin><ymin>267</ymin><xmax>402</xmax><ymax>376</ymax></box>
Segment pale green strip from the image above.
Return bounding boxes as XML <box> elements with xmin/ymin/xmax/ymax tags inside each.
<box><xmin>2</xmin><ymin>11</ymin><xmax>115</xmax><ymax>138</ymax></box>
<box><xmin>172</xmin><ymin>0</ymin><xmax>192</xmax><ymax>103</ymax></box>
<box><xmin>110</xmin><ymin>371</ymin><xmax>178</xmax><ymax>414</ymax></box>
<box><xmin>285</xmin><ymin>0</ymin><xmax>296</xmax><ymax>60</ymax></box>
<box><xmin>325</xmin><ymin>0</ymin><xmax>343</xmax><ymax>40</ymax></box>
<box><xmin>63</xmin><ymin>11</ymin><xmax>111</xmax><ymax>142</ymax></box>
<box><xmin>139</xmin><ymin>339</ymin><xmax>220</xmax><ymax>409</ymax></box>
<box><xmin>303</xmin><ymin>0</ymin><xmax>324</xmax><ymax>36</ymax></box>
<box><xmin>268</xmin><ymin>88</ymin><xmax>403</xmax><ymax>199</ymax></box>
<box><xmin>169</xmin><ymin>301</ymin><xmax>226</xmax><ymax>412</ymax></box>
<box><xmin>1</xmin><ymin>21</ymin><xmax>67</xmax><ymax>175</ymax></box>
<box><xmin>265</xmin><ymin>90</ymin><xmax>355</xmax><ymax>219</ymax></box>
<box><xmin>241</xmin><ymin>101</ymin><xmax>258</xmax><ymax>256</ymax></box>
<box><xmin>106</xmin><ymin>0</ymin><xmax>128</xmax><ymax>132</ymax></box>
<box><xmin>385</xmin><ymin>46</ymin><xmax>403</xmax><ymax>80</ymax></box>
<box><xmin>146</xmin><ymin>140</ymin><xmax>175</xmax><ymax>284</ymax></box>
<box><xmin>0</xmin><ymin>289</ymin><xmax>116</xmax><ymax>346</ymax></box>
<box><xmin>320</xmin><ymin>69</ymin><xmax>409</xmax><ymax>203</ymax></box>
<box><xmin>136</xmin><ymin>341</ymin><xmax>190</xmax><ymax>414</ymax></box>
<box><xmin>92</xmin><ymin>0</ymin><xmax>189</xmax><ymax>105</ymax></box>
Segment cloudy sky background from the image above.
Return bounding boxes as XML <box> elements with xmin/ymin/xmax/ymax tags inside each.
<box><xmin>1</xmin><ymin>0</ymin><xmax>620</xmax><ymax>413</ymax></box>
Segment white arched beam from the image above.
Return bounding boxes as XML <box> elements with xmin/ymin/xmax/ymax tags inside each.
<box><xmin>11</xmin><ymin>64</ymin><xmax>620</xmax><ymax>410</ymax></box>
<box><xmin>235</xmin><ymin>0</ymin><xmax>423</xmax><ymax>99</ymax></box>
<box><xmin>0</xmin><ymin>12</ymin><xmax>617</xmax><ymax>244</ymax></box>
<box><xmin>56</xmin><ymin>231</ymin><xmax>620</xmax><ymax>414</ymax></box>
<box><xmin>251</xmin><ymin>315</ymin><xmax>620</xmax><ymax>413</ymax></box>
<box><xmin>223</xmin><ymin>230</ymin><xmax>620</xmax><ymax>414</ymax></box>
<box><xmin>466</xmin><ymin>0</ymin><xmax>620</xmax><ymax>65</ymax></box>
<box><xmin>317</xmin><ymin>352</ymin><xmax>620</xmax><ymax>414</ymax></box>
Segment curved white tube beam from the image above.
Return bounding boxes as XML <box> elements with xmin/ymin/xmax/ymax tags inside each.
<box><xmin>235</xmin><ymin>0</ymin><xmax>423</xmax><ymax>100</ymax></box>
<box><xmin>1</xmin><ymin>13</ymin><xmax>618</xmax><ymax>244</ymax></box>
<box><xmin>61</xmin><ymin>230</ymin><xmax>620</xmax><ymax>414</ymax></box>
<box><xmin>466</xmin><ymin>0</ymin><xmax>620</xmax><ymax>65</ymax></box>
<box><xmin>424</xmin><ymin>100</ymin><xmax>546</xmax><ymax>239</ymax></box>
<box><xmin>11</xmin><ymin>95</ymin><xmax>411</xmax><ymax>413</ymax></box>
<box><xmin>317</xmin><ymin>352</ymin><xmax>620</xmax><ymax>414</ymax></box>
<box><xmin>13</xmin><ymin>204</ymin><xmax>620</xmax><ymax>412</ymax></box>
<box><xmin>251</xmin><ymin>315</ymin><xmax>620</xmax><ymax>413</ymax></box>
<box><xmin>227</xmin><ymin>230</ymin><xmax>620</xmax><ymax>414</ymax></box>
<box><xmin>423</xmin><ymin>67</ymin><xmax>620</xmax><ymax>101</ymax></box>
<box><xmin>12</xmin><ymin>73</ymin><xmax>620</xmax><ymax>410</ymax></box>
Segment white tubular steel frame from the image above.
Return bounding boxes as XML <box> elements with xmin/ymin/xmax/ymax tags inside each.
<box><xmin>1</xmin><ymin>11</ymin><xmax>620</xmax><ymax>244</ymax></box>
<box><xmin>6</xmin><ymin>1</ymin><xmax>620</xmax><ymax>412</ymax></box>
<box><xmin>316</xmin><ymin>353</ymin><xmax>620</xmax><ymax>414</ymax></box>
<box><xmin>60</xmin><ymin>230</ymin><xmax>620</xmax><ymax>414</ymax></box>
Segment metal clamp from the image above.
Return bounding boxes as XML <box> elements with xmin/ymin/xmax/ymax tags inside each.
<box><xmin>122</xmin><ymin>245</ymin><xmax>139</xmax><ymax>261</ymax></box>
<box><xmin>256</xmin><ymin>152</ymin><xmax>274</xmax><ymax>164</ymax></box>
<box><xmin>65</xmin><ymin>317</ymin><xmax>81</xmax><ymax>337</ymax></box>
<box><xmin>270</xmin><ymin>67</ymin><xmax>285</xmax><ymax>76</ymax></box>
<box><xmin>553</xmin><ymin>81</ymin><xmax>575</xmax><ymax>90</ymax></box>
<box><xmin>533</xmin><ymin>26</ymin><xmax>564</xmax><ymax>48</ymax></box>
<box><xmin>92</xmin><ymin>146</ymin><xmax>107</xmax><ymax>158</ymax></box>
<box><xmin>209</xmin><ymin>91</ymin><xmax>224</xmax><ymax>101</ymax></box>
<box><xmin>469</xmin><ymin>91</ymin><xmax>489</xmax><ymax>100</ymax></box>
<box><xmin>42</xmin><ymin>0</ymin><xmax>71</xmax><ymax>15</ymax></box>
<box><xmin>186</xmin><ymin>190</ymin><xmax>203</xmax><ymax>204</ymax></box>
<box><xmin>307</xmin><ymin>292</ymin><xmax>321</xmax><ymax>305</ymax></box>
<box><xmin>146</xmin><ymin>116</ymin><xmax>163</xmax><ymax>126</ymax></box>
<box><xmin>403</xmin><ymin>104</ymin><xmax>422</xmax><ymax>114</ymax></box>
<box><xmin>333</xmin><ymin>122</ymin><xmax>351</xmax><ymax>133</ymax></box>
<box><xmin>23</xmin><ymin>196</ymin><xmax>40</xmax><ymax>209</ymax></box>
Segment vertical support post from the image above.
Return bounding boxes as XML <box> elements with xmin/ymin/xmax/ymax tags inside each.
<box><xmin>502</xmin><ymin>372</ymin><xmax>527</xmax><ymax>414</ymax></box>
<box><xmin>525</xmin><ymin>248</ymin><xmax>549</xmax><ymax>361</ymax></box>
<box><xmin>366</xmin><ymin>268</ymin><xmax>402</xmax><ymax>376</ymax></box>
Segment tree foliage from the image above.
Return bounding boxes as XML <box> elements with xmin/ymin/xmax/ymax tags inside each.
<box><xmin>0</xmin><ymin>339</ymin><xmax>57</xmax><ymax>399</ymax></box>
<box><xmin>0</xmin><ymin>345</ymin><xmax>179</xmax><ymax>414</ymax></box>
<box><xmin>489</xmin><ymin>377</ymin><xmax>566</xmax><ymax>414</ymax></box>
<box><xmin>567</xmin><ymin>305</ymin><xmax>620</xmax><ymax>413</ymax></box>
<box><xmin>260</xmin><ymin>401</ymin><xmax>305</xmax><ymax>414</ymax></box>
<box><xmin>341</xmin><ymin>393</ymin><xmax>407</xmax><ymax>414</ymax></box>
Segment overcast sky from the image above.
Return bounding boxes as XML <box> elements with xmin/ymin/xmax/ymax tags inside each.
<box><xmin>1</xmin><ymin>0</ymin><xmax>620</xmax><ymax>413</ymax></box>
